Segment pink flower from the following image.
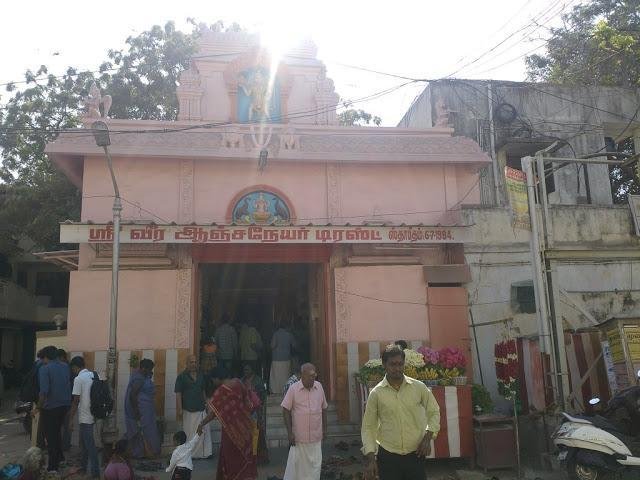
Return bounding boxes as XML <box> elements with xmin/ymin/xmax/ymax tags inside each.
<box><xmin>418</xmin><ymin>346</ymin><xmax>440</xmax><ymax>365</ymax></box>
<box><xmin>438</xmin><ymin>347</ymin><xmax>466</xmax><ymax>369</ymax></box>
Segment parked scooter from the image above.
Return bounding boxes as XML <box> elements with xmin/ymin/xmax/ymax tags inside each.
<box><xmin>553</xmin><ymin>371</ymin><xmax>640</xmax><ymax>480</ymax></box>
<box><xmin>14</xmin><ymin>400</ymin><xmax>33</xmax><ymax>435</ymax></box>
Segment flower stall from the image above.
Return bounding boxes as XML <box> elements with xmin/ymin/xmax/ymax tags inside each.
<box><xmin>355</xmin><ymin>346</ymin><xmax>474</xmax><ymax>460</ymax></box>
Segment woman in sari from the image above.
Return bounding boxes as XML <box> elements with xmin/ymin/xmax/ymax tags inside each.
<box><xmin>124</xmin><ymin>359</ymin><xmax>161</xmax><ymax>458</ymax></box>
<box><xmin>242</xmin><ymin>363</ymin><xmax>269</xmax><ymax>464</ymax></box>
<box><xmin>197</xmin><ymin>378</ymin><xmax>258</xmax><ymax>480</ymax></box>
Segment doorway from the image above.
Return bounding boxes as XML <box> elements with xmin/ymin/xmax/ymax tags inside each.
<box><xmin>197</xmin><ymin>262</ymin><xmax>328</xmax><ymax>391</ymax></box>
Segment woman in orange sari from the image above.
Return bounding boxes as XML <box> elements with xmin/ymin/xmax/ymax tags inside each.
<box><xmin>197</xmin><ymin>378</ymin><xmax>258</xmax><ymax>480</ymax></box>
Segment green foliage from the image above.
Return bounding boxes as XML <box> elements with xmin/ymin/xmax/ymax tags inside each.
<box><xmin>608</xmin><ymin>137</ymin><xmax>639</xmax><ymax>203</ymax></box>
<box><xmin>0</xmin><ymin>19</ymin><xmax>378</xmax><ymax>255</ymax></box>
<box><xmin>525</xmin><ymin>0</ymin><xmax>640</xmax><ymax>201</ymax></box>
<box><xmin>526</xmin><ymin>0</ymin><xmax>640</xmax><ymax>87</ymax></box>
<box><xmin>471</xmin><ymin>383</ymin><xmax>494</xmax><ymax>415</ymax></box>
<box><xmin>0</xmin><ymin>21</ymin><xmax>200</xmax><ymax>253</ymax></box>
<box><xmin>129</xmin><ymin>353</ymin><xmax>140</xmax><ymax>369</ymax></box>
<box><xmin>100</xmin><ymin>21</ymin><xmax>197</xmax><ymax>120</ymax></box>
<box><xmin>338</xmin><ymin>102</ymin><xmax>382</xmax><ymax>126</ymax></box>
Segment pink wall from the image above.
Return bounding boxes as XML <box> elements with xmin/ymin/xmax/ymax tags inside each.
<box><xmin>427</xmin><ymin>287</ymin><xmax>472</xmax><ymax>366</ymax></box>
<box><xmin>67</xmin><ymin>270</ymin><xmax>179</xmax><ymax>351</ymax></box>
<box><xmin>339</xmin><ymin>163</ymin><xmax>467</xmax><ymax>225</ymax></box>
<box><xmin>80</xmin><ymin>157</ymin><xmax>480</xmax><ymax>227</ymax></box>
<box><xmin>192</xmin><ymin>160</ymin><xmax>328</xmax><ymax>223</ymax></box>
<box><xmin>335</xmin><ymin>265</ymin><xmax>428</xmax><ymax>342</ymax></box>
<box><xmin>81</xmin><ymin>156</ymin><xmax>181</xmax><ymax>223</ymax></box>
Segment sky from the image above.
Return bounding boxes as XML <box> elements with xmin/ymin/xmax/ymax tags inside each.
<box><xmin>0</xmin><ymin>0</ymin><xmax>576</xmax><ymax>126</ymax></box>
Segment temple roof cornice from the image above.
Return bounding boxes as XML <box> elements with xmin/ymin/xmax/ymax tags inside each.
<box><xmin>46</xmin><ymin>120</ymin><xmax>491</xmax><ymax>168</ymax></box>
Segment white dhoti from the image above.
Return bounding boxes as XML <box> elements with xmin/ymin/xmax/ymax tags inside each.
<box><xmin>270</xmin><ymin>360</ymin><xmax>291</xmax><ymax>394</ymax></box>
<box><xmin>182</xmin><ymin>410</ymin><xmax>212</xmax><ymax>459</ymax></box>
<box><xmin>283</xmin><ymin>442</ymin><xmax>322</xmax><ymax>480</ymax></box>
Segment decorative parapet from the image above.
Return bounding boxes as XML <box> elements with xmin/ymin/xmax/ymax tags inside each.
<box><xmin>46</xmin><ymin>122</ymin><xmax>490</xmax><ymax>167</ymax></box>
<box><xmin>315</xmin><ymin>68</ymin><xmax>340</xmax><ymax>126</ymax></box>
<box><xmin>176</xmin><ymin>64</ymin><xmax>204</xmax><ymax>121</ymax></box>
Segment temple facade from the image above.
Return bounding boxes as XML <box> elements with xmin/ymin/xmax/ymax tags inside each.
<box><xmin>46</xmin><ymin>29</ymin><xmax>490</xmax><ymax>432</ymax></box>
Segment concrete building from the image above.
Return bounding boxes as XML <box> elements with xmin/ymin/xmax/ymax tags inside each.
<box><xmin>399</xmin><ymin>79</ymin><xmax>640</xmax><ymax>206</ymax></box>
<box><xmin>400</xmin><ymin>79</ymin><xmax>640</xmax><ymax>409</ymax></box>
<box><xmin>399</xmin><ymin>80</ymin><xmax>640</xmax><ymax>406</ymax></box>
<box><xmin>0</xmin><ymin>245</ymin><xmax>72</xmax><ymax>377</ymax></box>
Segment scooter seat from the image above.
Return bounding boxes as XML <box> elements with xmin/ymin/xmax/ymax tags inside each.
<box><xmin>561</xmin><ymin>412</ymin><xmax>593</xmax><ymax>424</ymax></box>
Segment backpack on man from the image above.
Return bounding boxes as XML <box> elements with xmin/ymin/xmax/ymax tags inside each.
<box><xmin>90</xmin><ymin>372</ymin><xmax>113</xmax><ymax>419</ymax></box>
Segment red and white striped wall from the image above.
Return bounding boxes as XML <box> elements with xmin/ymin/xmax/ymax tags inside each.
<box><xmin>357</xmin><ymin>383</ymin><xmax>473</xmax><ymax>459</ymax></box>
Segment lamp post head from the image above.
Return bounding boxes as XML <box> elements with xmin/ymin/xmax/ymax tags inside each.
<box><xmin>91</xmin><ymin>120</ymin><xmax>111</xmax><ymax>147</ymax></box>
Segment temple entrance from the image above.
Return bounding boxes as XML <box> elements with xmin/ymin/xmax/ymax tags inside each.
<box><xmin>197</xmin><ymin>262</ymin><xmax>328</xmax><ymax>393</ymax></box>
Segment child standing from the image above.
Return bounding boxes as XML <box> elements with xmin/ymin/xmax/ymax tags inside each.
<box><xmin>166</xmin><ymin>431</ymin><xmax>203</xmax><ymax>480</ymax></box>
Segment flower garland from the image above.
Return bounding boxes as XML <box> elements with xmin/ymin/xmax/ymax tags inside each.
<box><xmin>494</xmin><ymin>339</ymin><xmax>519</xmax><ymax>400</ymax></box>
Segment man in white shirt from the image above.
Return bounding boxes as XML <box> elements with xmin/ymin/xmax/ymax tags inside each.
<box><xmin>68</xmin><ymin>356</ymin><xmax>99</xmax><ymax>478</ymax></box>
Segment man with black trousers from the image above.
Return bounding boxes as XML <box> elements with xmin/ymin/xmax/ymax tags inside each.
<box><xmin>37</xmin><ymin>345</ymin><xmax>72</xmax><ymax>472</ymax></box>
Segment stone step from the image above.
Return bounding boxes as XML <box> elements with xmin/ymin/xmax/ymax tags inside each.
<box><xmin>163</xmin><ymin>421</ymin><xmax>360</xmax><ymax>447</ymax></box>
<box><xmin>164</xmin><ymin>430</ymin><xmax>361</xmax><ymax>449</ymax></box>
<box><xmin>194</xmin><ymin>420</ymin><xmax>358</xmax><ymax>437</ymax></box>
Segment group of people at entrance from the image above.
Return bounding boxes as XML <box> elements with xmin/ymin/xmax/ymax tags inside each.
<box><xmin>173</xmin><ymin>352</ymin><xmax>328</xmax><ymax>480</ymax></box>
<box><xmin>202</xmin><ymin>313</ymin><xmax>301</xmax><ymax>396</ymax></box>
<box><xmin>29</xmin><ymin>338</ymin><xmax>440</xmax><ymax>480</ymax></box>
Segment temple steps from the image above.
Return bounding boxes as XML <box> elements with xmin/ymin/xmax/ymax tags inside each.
<box><xmin>162</xmin><ymin>396</ymin><xmax>360</xmax><ymax>450</ymax></box>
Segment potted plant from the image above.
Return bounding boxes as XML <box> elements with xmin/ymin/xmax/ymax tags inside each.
<box><xmin>472</xmin><ymin>384</ymin><xmax>494</xmax><ymax>415</ymax></box>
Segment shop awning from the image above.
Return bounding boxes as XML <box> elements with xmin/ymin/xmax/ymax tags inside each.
<box><xmin>32</xmin><ymin>249</ymin><xmax>79</xmax><ymax>270</ymax></box>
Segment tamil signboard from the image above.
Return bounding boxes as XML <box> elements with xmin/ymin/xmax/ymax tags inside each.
<box><xmin>60</xmin><ymin>223</ymin><xmax>471</xmax><ymax>245</ymax></box>
<box><xmin>504</xmin><ymin>166</ymin><xmax>531</xmax><ymax>230</ymax></box>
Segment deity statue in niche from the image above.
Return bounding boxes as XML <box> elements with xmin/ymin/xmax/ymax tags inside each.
<box><xmin>237</xmin><ymin>67</ymin><xmax>281</xmax><ymax>123</ymax></box>
<box><xmin>253</xmin><ymin>193</ymin><xmax>270</xmax><ymax>222</ymax></box>
<box><xmin>232</xmin><ymin>190</ymin><xmax>291</xmax><ymax>225</ymax></box>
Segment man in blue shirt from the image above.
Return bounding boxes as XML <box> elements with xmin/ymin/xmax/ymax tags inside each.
<box><xmin>37</xmin><ymin>345</ymin><xmax>72</xmax><ymax>472</ymax></box>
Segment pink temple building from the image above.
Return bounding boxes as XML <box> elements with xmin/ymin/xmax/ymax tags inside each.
<box><xmin>46</xmin><ymin>30</ymin><xmax>490</xmax><ymax>441</ymax></box>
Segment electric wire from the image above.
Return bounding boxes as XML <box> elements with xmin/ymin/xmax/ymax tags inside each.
<box><xmin>0</xmin><ymin>80</ymin><xmax>418</xmax><ymax>140</ymax></box>
<box><xmin>334</xmin><ymin>289</ymin><xmax>513</xmax><ymax>307</ymax></box>
<box><xmin>443</xmin><ymin>0</ymin><xmax>574</xmax><ymax>78</ymax></box>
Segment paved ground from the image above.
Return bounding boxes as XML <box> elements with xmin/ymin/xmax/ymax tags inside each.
<box><xmin>1</xmin><ymin>389</ymin><xmax>562</xmax><ymax>480</ymax></box>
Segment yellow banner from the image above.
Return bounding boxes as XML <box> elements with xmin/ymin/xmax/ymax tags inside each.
<box><xmin>623</xmin><ymin>325</ymin><xmax>640</xmax><ymax>362</ymax></box>
<box><xmin>607</xmin><ymin>328</ymin><xmax>624</xmax><ymax>363</ymax></box>
<box><xmin>504</xmin><ymin>167</ymin><xmax>531</xmax><ymax>230</ymax></box>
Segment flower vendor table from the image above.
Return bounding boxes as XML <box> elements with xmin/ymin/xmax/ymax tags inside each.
<box><xmin>356</xmin><ymin>382</ymin><xmax>474</xmax><ymax>459</ymax></box>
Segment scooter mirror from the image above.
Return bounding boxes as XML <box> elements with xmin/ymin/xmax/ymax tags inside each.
<box><xmin>637</xmin><ymin>369</ymin><xmax>640</xmax><ymax>378</ymax></box>
<box><xmin>588</xmin><ymin>397</ymin><xmax>601</xmax><ymax>406</ymax></box>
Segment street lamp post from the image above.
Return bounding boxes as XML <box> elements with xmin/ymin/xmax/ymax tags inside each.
<box><xmin>91</xmin><ymin>120</ymin><xmax>121</xmax><ymax>442</ymax></box>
